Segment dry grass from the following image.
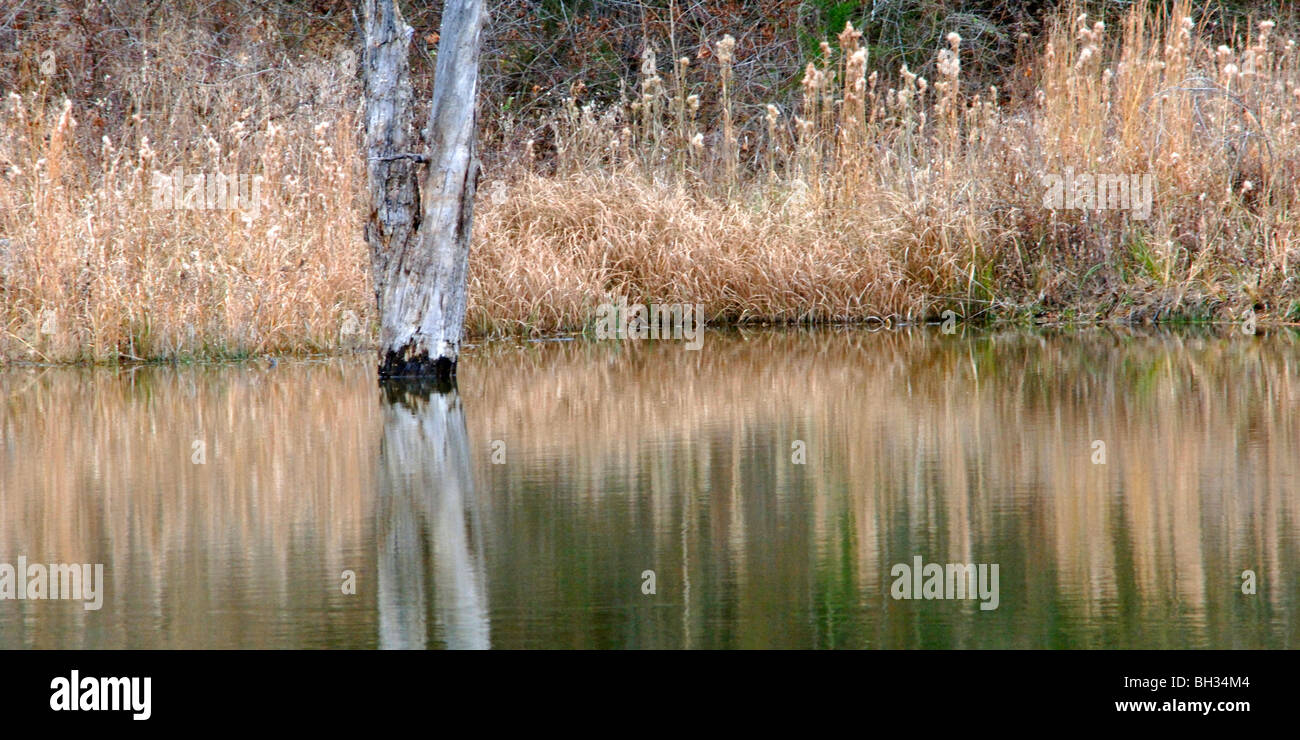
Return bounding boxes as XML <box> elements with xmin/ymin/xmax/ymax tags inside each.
<box><xmin>471</xmin><ymin>0</ymin><xmax>1300</xmax><ymax>338</ymax></box>
<box><xmin>2</xmin><ymin>1</ymin><xmax>1299</xmax><ymax>362</ymax></box>
<box><xmin>0</xmin><ymin>8</ymin><xmax>369</xmax><ymax>362</ymax></box>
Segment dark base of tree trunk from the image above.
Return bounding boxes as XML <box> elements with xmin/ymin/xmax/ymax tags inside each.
<box><xmin>380</xmin><ymin>377</ymin><xmax>457</xmax><ymax>406</ymax></box>
<box><xmin>378</xmin><ymin>348</ymin><xmax>457</xmax><ymax>384</ymax></box>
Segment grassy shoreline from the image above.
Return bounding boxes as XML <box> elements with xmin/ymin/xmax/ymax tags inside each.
<box><xmin>4</xmin><ymin>316</ymin><xmax>1298</xmax><ymax>369</ymax></box>
<box><xmin>3</xmin><ymin>0</ymin><xmax>1299</xmax><ymax>364</ymax></box>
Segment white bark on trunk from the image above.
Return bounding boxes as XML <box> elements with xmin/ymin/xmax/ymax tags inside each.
<box><xmin>363</xmin><ymin>0</ymin><xmax>485</xmax><ymax>381</ymax></box>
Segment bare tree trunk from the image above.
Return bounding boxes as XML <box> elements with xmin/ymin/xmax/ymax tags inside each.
<box><xmin>362</xmin><ymin>0</ymin><xmax>485</xmax><ymax>381</ymax></box>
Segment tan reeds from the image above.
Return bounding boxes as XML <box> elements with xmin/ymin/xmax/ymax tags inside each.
<box><xmin>3</xmin><ymin>2</ymin><xmax>1299</xmax><ymax>362</ymax></box>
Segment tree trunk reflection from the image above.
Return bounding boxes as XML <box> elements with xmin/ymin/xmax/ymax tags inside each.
<box><xmin>377</xmin><ymin>383</ymin><xmax>489</xmax><ymax>649</ymax></box>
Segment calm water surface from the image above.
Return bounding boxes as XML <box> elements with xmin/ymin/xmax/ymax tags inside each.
<box><xmin>2</xmin><ymin>328</ymin><xmax>1298</xmax><ymax>648</ymax></box>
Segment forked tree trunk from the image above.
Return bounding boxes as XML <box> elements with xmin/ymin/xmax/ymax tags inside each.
<box><xmin>362</xmin><ymin>0</ymin><xmax>485</xmax><ymax>381</ymax></box>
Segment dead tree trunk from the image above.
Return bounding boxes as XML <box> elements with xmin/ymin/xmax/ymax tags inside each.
<box><xmin>362</xmin><ymin>0</ymin><xmax>485</xmax><ymax>381</ymax></box>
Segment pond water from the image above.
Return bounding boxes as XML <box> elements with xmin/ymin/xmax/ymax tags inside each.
<box><xmin>2</xmin><ymin>328</ymin><xmax>1297</xmax><ymax>649</ymax></box>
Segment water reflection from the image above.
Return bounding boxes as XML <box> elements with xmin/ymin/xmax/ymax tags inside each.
<box><xmin>377</xmin><ymin>384</ymin><xmax>489</xmax><ymax>649</ymax></box>
<box><xmin>1</xmin><ymin>328</ymin><xmax>1297</xmax><ymax>648</ymax></box>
